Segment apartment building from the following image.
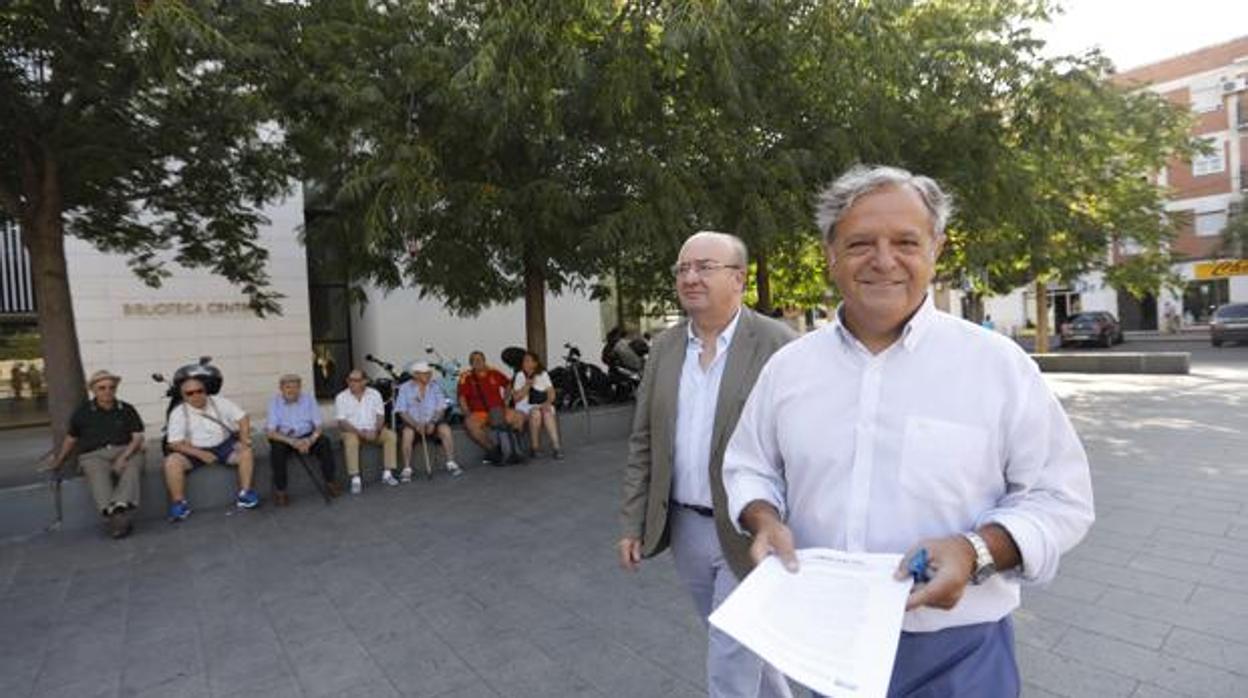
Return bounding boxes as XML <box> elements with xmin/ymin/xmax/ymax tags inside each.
<box><xmin>1113</xmin><ymin>35</ymin><xmax>1248</xmax><ymax>330</ymax></box>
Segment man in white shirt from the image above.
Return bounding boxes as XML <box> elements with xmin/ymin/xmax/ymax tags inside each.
<box><xmin>619</xmin><ymin>231</ymin><xmax>796</xmax><ymax>698</ymax></box>
<box><xmin>723</xmin><ymin>165</ymin><xmax>1095</xmax><ymax>697</ymax></box>
<box><xmin>163</xmin><ymin>377</ymin><xmax>259</xmax><ymax>521</ymax></box>
<box><xmin>335</xmin><ymin>368</ymin><xmax>398</xmax><ymax>493</ymax></box>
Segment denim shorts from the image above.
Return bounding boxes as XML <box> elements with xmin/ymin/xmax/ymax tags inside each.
<box><xmin>189</xmin><ymin>434</ymin><xmax>239</xmax><ymax>468</ymax></box>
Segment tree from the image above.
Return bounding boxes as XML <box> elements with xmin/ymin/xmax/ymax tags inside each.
<box><xmin>1220</xmin><ymin>196</ymin><xmax>1248</xmax><ymax>258</ymax></box>
<box><xmin>947</xmin><ymin>54</ymin><xmax>1196</xmax><ymax>351</ymax></box>
<box><xmin>1</xmin><ymin>1</ymin><xmax>297</xmax><ymax>446</ymax></box>
<box><xmin>281</xmin><ymin>1</ymin><xmax>702</xmax><ymax>363</ymax></box>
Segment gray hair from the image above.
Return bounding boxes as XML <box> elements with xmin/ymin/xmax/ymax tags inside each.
<box><xmin>278</xmin><ymin>373</ymin><xmax>301</xmax><ymax>386</ymax></box>
<box><xmin>814</xmin><ymin>165</ymin><xmax>954</xmax><ymax>244</ymax></box>
<box><xmin>683</xmin><ymin>231</ymin><xmax>749</xmax><ymax>268</ymax></box>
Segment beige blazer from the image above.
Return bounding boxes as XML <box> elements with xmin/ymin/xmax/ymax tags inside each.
<box><xmin>620</xmin><ymin>306</ymin><xmax>796</xmax><ymax>579</ymax></box>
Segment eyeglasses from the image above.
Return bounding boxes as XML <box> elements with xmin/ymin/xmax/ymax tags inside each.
<box><xmin>671</xmin><ymin>261</ymin><xmax>742</xmax><ymax>278</ymax></box>
<box><xmin>182</xmin><ymin>389</ymin><xmax>205</xmax><ymax>397</ymax></box>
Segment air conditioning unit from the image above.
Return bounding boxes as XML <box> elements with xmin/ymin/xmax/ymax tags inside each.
<box><xmin>1222</xmin><ymin>77</ymin><xmax>1247</xmax><ymax>93</ymax></box>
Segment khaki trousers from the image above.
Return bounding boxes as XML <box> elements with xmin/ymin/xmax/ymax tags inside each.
<box><xmin>341</xmin><ymin>428</ymin><xmax>397</xmax><ymax>476</ymax></box>
<box><xmin>79</xmin><ymin>445</ymin><xmax>143</xmax><ymax>514</ymax></box>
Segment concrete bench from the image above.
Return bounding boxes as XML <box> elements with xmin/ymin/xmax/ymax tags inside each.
<box><xmin>0</xmin><ymin>404</ymin><xmax>635</xmax><ymax>540</ymax></box>
<box><xmin>1031</xmin><ymin>352</ymin><xmax>1190</xmax><ymax>375</ymax></box>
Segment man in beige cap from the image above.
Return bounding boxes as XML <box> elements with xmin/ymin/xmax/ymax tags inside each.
<box><xmin>46</xmin><ymin>370</ymin><xmax>146</xmax><ymax>538</ymax></box>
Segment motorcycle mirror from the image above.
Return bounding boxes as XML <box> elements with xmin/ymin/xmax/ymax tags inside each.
<box><xmin>425</xmin><ymin>346</ymin><xmax>434</xmax><ymax>354</ymax></box>
<box><xmin>151</xmin><ymin>373</ymin><xmax>165</xmax><ymax>382</ymax></box>
<box><xmin>198</xmin><ymin>356</ymin><xmax>212</xmax><ymax>366</ymax></box>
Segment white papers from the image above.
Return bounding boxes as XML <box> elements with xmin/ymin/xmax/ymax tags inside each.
<box><xmin>708</xmin><ymin>549</ymin><xmax>912</xmax><ymax>698</ymax></box>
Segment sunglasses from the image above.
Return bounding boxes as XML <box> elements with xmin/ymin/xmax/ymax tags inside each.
<box><xmin>182</xmin><ymin>388</ymin><xmax>206</xmax><ymax>397</ymax></box>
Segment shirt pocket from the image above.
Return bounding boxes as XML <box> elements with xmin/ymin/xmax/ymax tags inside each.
<box><xmin>900</xmin><ymin>416</ymin><xmax>996</xmax><ymax>508</ymax></box>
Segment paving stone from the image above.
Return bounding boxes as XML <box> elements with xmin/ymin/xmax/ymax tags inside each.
<box><xmin>1016</xmin><ymin>643</ymin><xmax>1136</xmax><ymax>698</ymax></box>
<box><xmin>1097</xmin><ymin>588</ymin><xmax>1248</xmax><ymax>644</ymax></box>
<box><xmin>1160</xmin><ymin>627</ymin><xmax>1248</xmax><ymax>676</ymax></box>
<box><xmin>2</xmin><ymin>368</ymin><xmax>1246</xmax><ymax>697</ymax></box>
<box><xmin>1012</xmin><ymin>607</ymin><xmax>1070</xmax><ymax>651</ymax></box>
<box><xmin>1130</xmin><ymin>683</ymin><xmax>1191</xmax><ymax>698</ymax></box>
<box><xmin>1023</xmin><ymin>592</ymin><xmax>1171</xmax><ymax>649</ymax></box>
<box><xmin>1054</xmin><ymin>628</ymin><xmax>1248</xmax><ymax>698</ymax></box>
<box><xmin>1058</xmin><ymin>558</ymin><xmax>1195</xmax><ymax>601</ymax></box>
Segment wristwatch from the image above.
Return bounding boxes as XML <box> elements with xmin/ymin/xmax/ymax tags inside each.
<box><xmin>962</xmin><ymin>531</ymin><xmax>996</xmax><ymax>585</ymax></box>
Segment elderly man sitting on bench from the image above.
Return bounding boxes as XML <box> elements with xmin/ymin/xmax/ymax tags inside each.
<box><xmin>163</xmin><ymin>377</ymin><xmax>259</xmax><ymax>521</ymax></box>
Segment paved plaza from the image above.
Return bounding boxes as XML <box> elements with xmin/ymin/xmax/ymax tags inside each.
<box><xmin>2</xmin><ymin>347</ymin><xmax>1247</xmax><ymax>698</ymax></box>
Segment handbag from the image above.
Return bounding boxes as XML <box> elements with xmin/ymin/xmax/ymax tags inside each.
<box><xmin>469</xmin><ymin>374</ymin><xmax>508</xmax><ymax>428</ymax></box>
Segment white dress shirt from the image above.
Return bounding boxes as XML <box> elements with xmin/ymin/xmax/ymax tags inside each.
<box><xmin>334</xmin><ymin>387</ymin><xmax>385</xmax><ymax>431</ymax></box>
<box><xmin>723</xmin><ymin>296</ymin><xmax>1094</xmax><ymax>632</ymax></box>
<box><xmin>672</xmin><ymin>308</ymin><xmax>742</xmax><ymax>508</ymax></box>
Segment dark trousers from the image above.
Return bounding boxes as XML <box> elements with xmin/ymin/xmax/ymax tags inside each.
<box><xmin>270</xmin><ymin>436</ymin><xmax>336</xmax><ymax>492</ymax></box>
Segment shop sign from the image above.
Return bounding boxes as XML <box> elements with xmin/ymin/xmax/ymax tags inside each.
<box><xmin>1194</xmin><ymin>259</ymin><xmax>1248</xmax><ymax>279</ymax></box>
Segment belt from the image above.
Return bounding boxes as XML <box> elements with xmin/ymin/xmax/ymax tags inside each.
<box><xmin>672</xmin><ymin>501</ymin><xmax>714</xmax><ymax>518</ymax></box>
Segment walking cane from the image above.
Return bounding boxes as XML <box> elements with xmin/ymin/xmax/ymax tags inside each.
<box><xmin>35</xmin><ymin>448</ymin><xmax>63</xmax><ymax>532</ymax></box>
<box><xmin>293</xmin><ymin>448</ymin><xmax>332</xmax><ymax>504</ymax></box>
<box><xmin>419</xmin><ymin>427</ymin><xmax>433</xmax><ymax>480</ymax></box>
<box><xmin>47</xmin><ymin>468</ymin><xmax>64</xmax><ymax>531</ymax></box>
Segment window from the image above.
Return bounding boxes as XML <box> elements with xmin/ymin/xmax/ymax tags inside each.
<box><xmin>1195</xmin><ymin>209</ymin><xmax>1228</xmax><ymax>237</ymax></box>
<box><xmin>1190</xmin><ymin>85</ymin><xmax>1221</xmax><ymax>113</ymax></box>
<box><xmin>1192</xmin><ymin>138</ymin><xmax>1225</xmax><ymax>176</ymax></box>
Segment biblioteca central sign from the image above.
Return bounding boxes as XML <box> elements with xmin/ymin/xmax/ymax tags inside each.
<box><xmin>122</xmin><ymin>301</ymin><xmax>254</xmax><ymax>317</ymax></box>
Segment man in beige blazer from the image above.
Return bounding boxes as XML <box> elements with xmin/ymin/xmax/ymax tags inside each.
<box><xmin>619</xmin><ymin>231</ymin><xmax>796</xmax><ymax>698</ymax></box>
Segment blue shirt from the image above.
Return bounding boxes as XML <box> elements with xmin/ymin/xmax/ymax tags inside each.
<box><xmin>395</xmin><ymin>380</ymin><xmax>446</xmax><ymax>423</ymax></box>
<box><xmin>266</xmin><ymin>392</ymin><xmax>322</xmax><ymax>437</ymax></box>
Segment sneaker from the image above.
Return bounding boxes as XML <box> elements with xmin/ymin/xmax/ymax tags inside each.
<box><xmin>350</xmin><ymin>476</ymin><xmax>362</xmax><ymax>494</ymax></box>
<box><xmin>236</xmin><ymin>489</ymin><xmax>260</xmax><ymax>509</ymax></box>
<box><xmin>483</xmin><ymin>448</ymin><xmax>504</xmax><ymax>467</ymax></box>
<box><xmin>553</xmin><ymin>448</ymin><xmax>564</xmax><ymax>460</ymax></box>
<box><xmin>400</xmin><ymin>467</ymin><xmax>413</xmax><ymax>483</ymax></box>
<box><xmin>446</xmin><ymin>461</ymin><xmax>464</xmax><ymax>478</ymax></box>
<box><xmin>382</xmin><ymin>471</ymin><xmax>400</xmax><ymax>487</ymax></box>
<box><xmin>168</xmin><ymin>500</ymin><xmax>192</xmax><ymax>522</ymax></box>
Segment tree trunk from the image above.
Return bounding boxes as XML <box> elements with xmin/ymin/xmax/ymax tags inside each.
<box><xmin>21</xmin><ymin>169</ymin><xmax>86</xmax><ymax>455</ymax></box>
<box><xmin>614</xmin><ymin>263</ymin><xmax>625</xmax><ymax>331</ymax></box>
<box><xmin>1034</xmin><ymin>279</ymin><xmax>1050</xmax><ymax>353</ymax></box>
<box><xmin>523</xmin><ymin>251</ymin><xmax>547</xmax><ymax>365</ymax></box>
<box><xmin>755</xmin><ymin>248</ymin><xmax>772</xmax><ymax>315</ymax></box>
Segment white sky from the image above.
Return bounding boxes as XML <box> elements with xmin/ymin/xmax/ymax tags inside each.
<box><xmin>1035</xmin><ymin>0</ymin><xmax>1248</xmax><ymax>72</ymax></box>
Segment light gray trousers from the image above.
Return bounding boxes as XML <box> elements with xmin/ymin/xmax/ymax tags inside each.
<box><xmin>670</xmin><ymin>507</ymin><xmax>794</xmax><ymax>698</ymax></box>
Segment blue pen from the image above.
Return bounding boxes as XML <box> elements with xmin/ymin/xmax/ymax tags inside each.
<box><xmin>909</xmin><ymin>548</ymin><xmax>931</xmax><ymax>584</ymax></box>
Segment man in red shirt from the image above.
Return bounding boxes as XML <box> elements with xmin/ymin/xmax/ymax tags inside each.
<box><xmin>457</xmin><ymin>350</ymin><xmax>524</xmax><ymax>464</ymax></box>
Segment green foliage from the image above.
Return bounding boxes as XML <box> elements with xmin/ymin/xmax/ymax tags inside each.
<box><xmin>1221</xmin><ymin>197</ymin><xmax>1248</xmax><ymax>258</ymax></box>
<box><xmin>745</xmin><ymin>234</ymin><xmax>829</xmax><ymax>310</ymax></box>
<box><xmin>284</xmin><ymin>1</ymin><xmax>695</xmax><ymax>318</ymax></box>
<box><xmin>0</xmin><ymin>0</ymin><xmax>299</xmax><ymax>313</ymax></box>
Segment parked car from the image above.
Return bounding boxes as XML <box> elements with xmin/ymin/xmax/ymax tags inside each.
<box><xmin>1060</xmin><ymin>311</ymin><xmax>1124</xmax><ymax>348</ymax></box>
<box><xmin>1210</xmin><ymin>302</ymin><xmax>1248</xmax><ymax>347</ymax></box>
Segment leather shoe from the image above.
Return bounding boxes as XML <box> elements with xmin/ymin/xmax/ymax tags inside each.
<box><xmin>326</xmin><ymin>481</ymin><xmax>343</xmax><ymax>498</ymax></box>
<box><xmin>108</xmin><ymin>510</ymin><xmax>132</xmax><ymax>539</ymax></box>
<box><xmin>274</xmin><ymin>491</ymin><xmax>290</xmax><ymax>507</ymax></box>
